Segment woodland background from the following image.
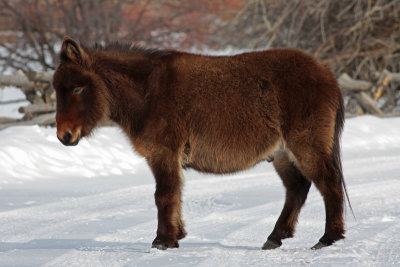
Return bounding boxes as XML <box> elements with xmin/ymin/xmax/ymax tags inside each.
<box><xmin>0</xmin><ymin>0</ymin><xmax>400</xmax><ymax>128</ymax></box>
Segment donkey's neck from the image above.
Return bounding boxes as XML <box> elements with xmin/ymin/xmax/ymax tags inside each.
<box><xmin>92</xmin><ymin>51</ymin><xmax>155</xmax><ymax>136</ymax></box>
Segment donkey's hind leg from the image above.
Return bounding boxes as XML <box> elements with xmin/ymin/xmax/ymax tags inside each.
<box><xmin>308</xmin><ymin>154</ymin><xmax>345</xmax><ymax>249</ymax></box>
<box><xmin>263</xmin><ymin>151</ymin><xmax>311</xmax><ymax>250</ymax></box>
<box><xmin>292</xmin><ymin>148</ymin><xmax>345</xmax><ymax>249</ymax></box>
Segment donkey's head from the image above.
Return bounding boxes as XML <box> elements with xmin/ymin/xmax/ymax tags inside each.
<box><xmin>53</xmin><ymin>37</ymin><xmax>109</xmax><ymax>146</ymax></box>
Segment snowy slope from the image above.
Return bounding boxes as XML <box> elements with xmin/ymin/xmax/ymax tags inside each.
<box><xmin>0</xmin><ymin>116</ymin><xmax>400</xmax><ymax>266</ymax></box>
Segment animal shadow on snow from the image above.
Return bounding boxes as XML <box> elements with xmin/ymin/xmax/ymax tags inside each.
<box><xmin>0</xmin><ymin>239</ymin><xmax>262</xmax><ymax>252</ymax></box>
<box><xmin>0</xmin><ymin>239</ymin><xmax>150</xmax><ymax>253</ymax></box>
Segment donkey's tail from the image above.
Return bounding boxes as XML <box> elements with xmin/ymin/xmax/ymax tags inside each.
<box><xmin>333</xmin><ymin>91</ymin><xmax>354</xmax><ymax>218</ymax></box>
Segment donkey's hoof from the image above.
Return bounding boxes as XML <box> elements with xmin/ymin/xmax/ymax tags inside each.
<box><xmin>151</xmin><ymin>243</ymin><xmax>169</xmax><ymax>250</ymax></box>
<box><xmin>262</xmin><ymin>239</ymin><xmax>281</xmax><ymax>250</ymax></box>
<box><xmin>312</xmin><ymin>233</ymin><xmax>342</xmax><ymax>249</ymax></box>
<box><xmin>311</xmin><ymin>241</ymin><xmax>329</xmax><ymax>250</ymax></box>
<box><xmin>152</xmin><ymin>237</ymin><xmax>179</xmax><ymax>250</ymax></box>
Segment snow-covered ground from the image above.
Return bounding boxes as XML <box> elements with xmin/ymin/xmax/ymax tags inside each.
<box><xmin>0</xmin><ymin>116</ymin><xmax>399</xmax><ymax>266</ymax></box>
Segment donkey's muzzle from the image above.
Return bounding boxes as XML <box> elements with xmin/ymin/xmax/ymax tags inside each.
<box><xmin>58</xmin><ymin>131</ymin><xmax>79</xmax><ymax>146</ymax></box>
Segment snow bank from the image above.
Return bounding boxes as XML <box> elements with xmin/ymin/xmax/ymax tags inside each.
<box><xmin>0</xmin><ymin>126</ymin><xmax>146</xmax><ymax>184</ymax></box>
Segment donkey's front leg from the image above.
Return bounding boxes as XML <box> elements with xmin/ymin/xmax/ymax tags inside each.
<box><xmin>148</xmin><ymin>151</ymin><xmax>186</xmax><ymax>250</ymax></box>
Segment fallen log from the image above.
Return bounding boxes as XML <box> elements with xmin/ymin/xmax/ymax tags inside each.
<box><xmin>380</xmin><ymin>69</ymin><xmax>400</xmax><ymax>81</ymax></box>
<box><xmin>0</xmin><ymin>70</ymin><xmax>32</xmax><ymax>89</ymax></box>
<box><xmin>28</xmin><ymin>71</ymin><xmax>53</xmax><ymax>83</ymax></box>
<box><xmin>374</xmin><ymin>70</ymin><xmax>400</xmax><ymax>101</ymax></box>
<box><xmin>18</xmin><ymin>103</ymin><xmax>56</xmax><ymax>114</ymax></box>
<box><xmin>338</xmin><ymin>73</ymin><xmax>372</xmax><ymax>91</ymax></box>
<box><xmin>0</xmin><ymin>112</ymin><xmax>55</xmax><ymax>130</ymax></box>
<box><xmin>352</xmin><ymin>91</ymin><xmax>382</xmax><ymax>115</ymax></box>
<box><xmin>0</xmin><ymin>117</ymin><xmax>18</xmax><ymax>124</ymax></box>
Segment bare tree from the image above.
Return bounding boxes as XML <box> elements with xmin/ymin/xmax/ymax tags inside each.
<box><xmin>215</xmin><ymin>0</ymin><xmax>400</xmax><ymax>79</ymax></box>
<box><xmin>0</xmin><ymin>0</ymin><xmax>141</xmax><ymax>72</ymax></box>
<box><xmin>0</xmin><ymin>0</ymin><xmax>229</xmax><ymax>72</ymax></box>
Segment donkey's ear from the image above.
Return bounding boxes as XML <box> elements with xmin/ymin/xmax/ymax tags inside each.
<box><xmin>60</xmin><ymin>36</ymin><xmax>90</xmax><ymax>67</ymax></box>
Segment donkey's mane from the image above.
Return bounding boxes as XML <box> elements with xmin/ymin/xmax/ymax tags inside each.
<box><xmin>90</xmin><ymin>42</ymin><xmax>173</xmax><ymax>58</ymax></box>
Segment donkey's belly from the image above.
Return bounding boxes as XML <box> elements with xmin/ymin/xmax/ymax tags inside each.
<box><xmin>182</xmin><ymin>139</ymin><xmax>282</xmax><ymax>174</ymax></box>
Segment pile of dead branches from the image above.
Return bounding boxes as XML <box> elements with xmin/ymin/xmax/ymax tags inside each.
<box><xmin>339</xmin><ymin>70</ymin><xmax>400</xmax><ymax>116</ymax></box>
<box><xmin>217</xmin><ymin>0</ymin><xmax>400</xmax><ymax>77</ymax></box>
<box><xmin>0</xmin><ymin>70</ymin><xmax>55</xmax><ymax>130</ymax></box>
<box><xmin>215</xmin><ymin>0</ymin><xmax>400</xmax><ymax>113</ymax></box>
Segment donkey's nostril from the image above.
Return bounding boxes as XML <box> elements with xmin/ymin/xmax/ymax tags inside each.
<box><xmin>63</xmin><ymin>131</ymin><xmax>72</xmax><ymax>144</ymax></box>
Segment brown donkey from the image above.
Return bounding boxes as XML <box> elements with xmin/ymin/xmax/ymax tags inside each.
<box><xmin>53</xmin><ymin>36</ymin><xmax>349</xmax><ymax>250</ymax></box>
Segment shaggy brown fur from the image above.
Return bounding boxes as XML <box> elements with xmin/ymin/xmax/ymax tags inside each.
<box><xmin>53</xmin><ymin>36</ymin><xmax>349</xmax><ymax>250</ymax></box>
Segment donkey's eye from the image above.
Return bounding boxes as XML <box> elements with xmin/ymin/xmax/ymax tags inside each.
<box><xmin>73</xmin><ymin>86</ymin><xmax>84</xmax><ymax>95</ymax></box>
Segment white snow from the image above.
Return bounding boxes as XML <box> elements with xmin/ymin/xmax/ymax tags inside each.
<box><xmin>0</xmin><ymin>116</ymin><xmax>400</xmax><ymax>266</ymax></box>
